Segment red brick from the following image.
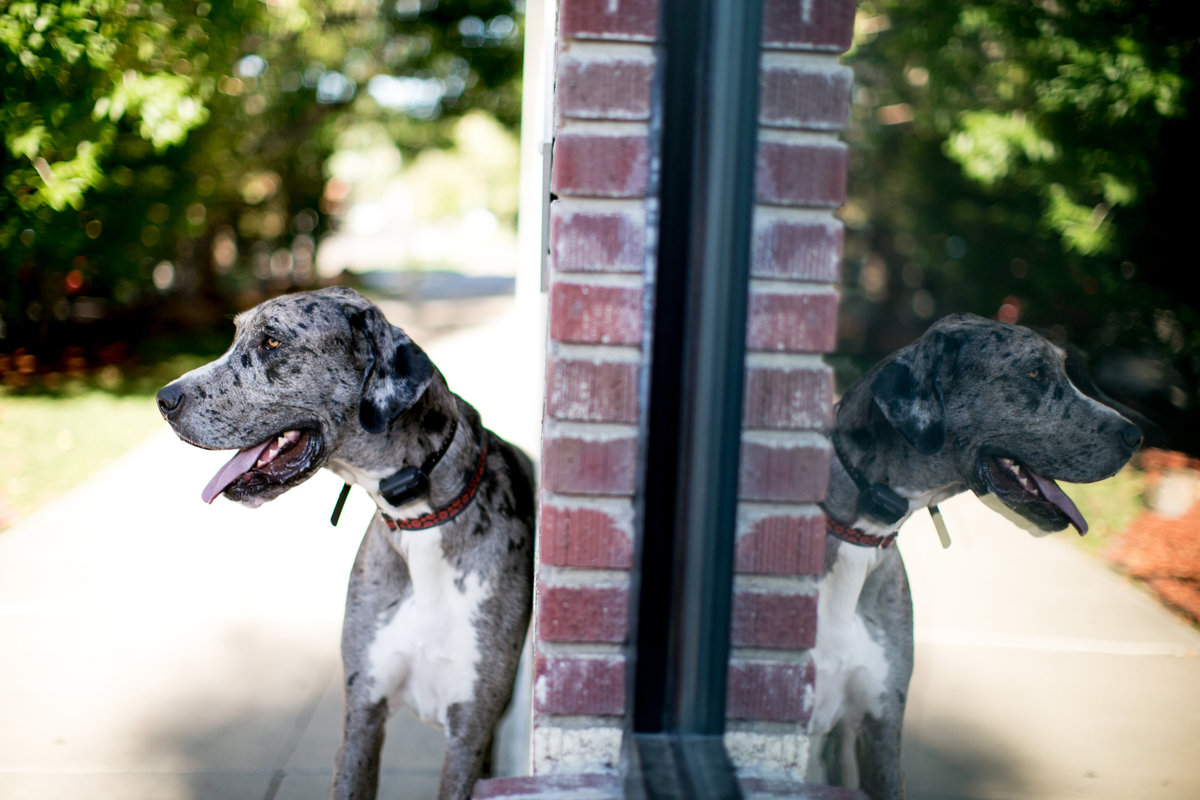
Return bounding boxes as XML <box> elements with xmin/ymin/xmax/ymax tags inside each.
<box><xmin>731</xmin><ymin>588</ymin><xmax>817</xmax><ymax>650</ymax></box>
<box><xmin>474</xmin><ymin>775</ymin><xmax>623</xmax><ymax>800</ymax></box>
<box><xmin>540</xmin><ymin>500</ymin><xmax>635</xmax><ymax>569</ymax></box>
<box><xmin>742</xmin><ymin>361</ymin><xmax>833</xmax><ymax>429</ymax></box>
<box><xmin>542</xmin><ymin>431</ymin><xmax>639</xmax><ymax>496</ymax></box>
<box><xmin>760</xmin><ymin>59</ymin><xmax>854</xmax><ymax>131</ymax></box>
<box><xmin>559</xmin><ymin>0</ymin><xmax>658</xmax><ymax>41</ymax></box>
<box><xmin>557</xmin><ymin>50</ymin><xmax>655</xmax><ymax>121</ymax></box>
<box><xmin>551</xmin><ymin>132</ymin><xmax>650</xmax><ymax>199</ymax></box>
<box><xmin>475</xmin><ymin>775</ymin><xmax>866</xmax><ymax>799</ymax></box>
<box><xmin>550</xmin><ymin>201</ymin><xmax>645</xmax><ymax>274</ymax></box>
<box><xmin>756</xmin><ymin>138</ymin><xmax>848</xmax><ymax>208</ymax></box>
<box><xmin>538</xmin><ymin>582</ymin><xmax>630</xmax><ymax>644</ymax></box>
<box><xmin>761</xmin><ymin>0</ymin><xmax>856</xmax><ymax>52</ymax></box>
<box><xmin>752</xmin><ymin>213</ymin><xmax>843</xmax><ymax>282</ymax></box>
<box><xmin>726</xmin><ymin>657</ymin><xmax>814</xmax><ymax>723</ymax></box>
<box><xmin>546</xmin><ymin>356</ymin><xmax>640</xmax><ymax>423</ymax></box>
<box><xmin>746</xmin><ymin>288</ymin><xmax>839</xmax><ymax>353</ymax></box>
<box><xmin>549</xmin><ymin>281</ymin><xmax>643</xmax><ymax>346</ymax></box>
<box><xmin>534</xmin><ymin>653</ymin><xmax>626</xmax><ymax>716</ymax></box>
<box><xmin>739</xmin><ymin>436</ymin><xmax>830</xmax><ymax>503</ymax></box>
<box><xmin>741</xmin><ymin>778</ymin><xmax>870</xmax><ymax>800</ymax></box>
<box><xmin>736</xmin><ymin>510</ymin><xmax>826</xmax><ymax>576</ymax></box>
<box><xmin>537</xmin><ymin>580</ymin><xmax>818</xmax><ymax>650</ymax></box>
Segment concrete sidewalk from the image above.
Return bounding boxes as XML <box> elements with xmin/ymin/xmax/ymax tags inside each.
<box><xmin>899</xmin><ymin>493</ymin><xmax>1200</xmax><ymax>800</ymax></box>
<box><xmin>3</xmin><ymin>290</ymin><xmax>1199</xmax><ymax>799</ymax></box>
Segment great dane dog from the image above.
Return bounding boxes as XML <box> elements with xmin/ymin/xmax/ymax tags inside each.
<box><xmin>156</xmin><ymin>287</ymin><xmax>534</xmax><ymax>800</ymax></box>
<box><xmin>810</xmin><ymin>313</ymin><xmax>1142</xmax><ymax>799</ymax></box>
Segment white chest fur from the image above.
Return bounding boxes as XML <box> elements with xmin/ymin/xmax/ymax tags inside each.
<box><xmin>809</xmin><ymin>545</ymin><xmax>890</xmax><ymax>738</ymax></box>
<box><xmin>366</xmin><ymin>528</ymin><xmax>488</xmax><ymax>727</ymax></box>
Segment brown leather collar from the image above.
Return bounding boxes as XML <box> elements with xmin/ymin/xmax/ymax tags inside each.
<box><xmin>824</xmin><ymin>513</ymin><xmax>898</xmax><ymax>549</ymax></box>
<box><xmin>381</xmin><ymin>439</ymin><xmax>488</xmax><ymax>532</ymax></box>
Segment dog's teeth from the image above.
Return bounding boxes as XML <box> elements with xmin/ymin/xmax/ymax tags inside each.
<box><xmin>258</xmin><ymin>447</ymin><xmax>279</xmax><ymax>467</ymax></box>
<box><xmin>996</xmin><ymin>457</ymin><xmax>1042</xmax><ymax>496</ymax></box>
<box><xmin>271</xmin><ymin>431</ymin><xmax>301</xmax><ymax>453</ymax></box>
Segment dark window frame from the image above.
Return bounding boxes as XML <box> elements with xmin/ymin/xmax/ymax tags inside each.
<box><xmin>622</xmin><ymin>0</ymin><xmax>764</xmax><ymax>797</ymax></box>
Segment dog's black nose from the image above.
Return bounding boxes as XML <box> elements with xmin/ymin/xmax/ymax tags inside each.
<box><xmin>156</xmin><ymin>384</ymin><xmax>185</xmax><ymax>420</ymax></box>
<box><xmin>1119</xmin><ymin>420</ymin><xmax>1143</xmax><ymax>453</ymax></box>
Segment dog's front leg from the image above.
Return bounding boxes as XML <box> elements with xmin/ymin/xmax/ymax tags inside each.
<box><xmin>437</xmin><ymin>700</ymin><xmax>499</xmax><ymax>800</ymax></box>
<box><xmin>332</xmin><ymin>696</ymin><xmax>388</xmax><ymax>800</ymax></box>
<box><xmin>857</xmin><ymin>712</ymin><xmax>905</xmax><ymax>800</ymax></box>
<box><xmin>333</xmin><ymin>521</ymin><xmax>410</xmax><ymax>800</ymax></box>
<box><xmin>855</xmin><ymin>549</ymin><xmax>914</xmax><ymax>800</ymax></box>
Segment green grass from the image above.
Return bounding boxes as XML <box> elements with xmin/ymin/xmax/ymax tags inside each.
<box><xmin>0</xmin><ymin>352</ymin><xmax>217</xmax><ymax>529</ymax></box>
<box><xmin>1062</xmin><ymin>465</ymin><xmax>1149</xmax><ymax>555</ymax></box>
<box><xmin>0</xmin><ymin>391</ymin><xmax>165</xmax><ymax>526</ymax></box>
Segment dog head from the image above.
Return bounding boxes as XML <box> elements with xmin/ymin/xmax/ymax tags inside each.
<box><xmin>869</xmin><ymin>313</ymin><xmax>1142</xmax><ymax>533</ymax></box>
<box><xmin>155</xmin><ymin>287</ymin><xmax>434</xmax><ymax>507</ymax></box>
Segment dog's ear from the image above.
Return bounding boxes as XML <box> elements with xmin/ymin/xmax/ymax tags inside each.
<box><xmin>871</xmin><ymin>329</ymin><xmax>957</xmax><ymax>456</ymax></box>
<box><xmin>346</xmin><ymin>305</ymin><xmax>434</xmax><ymax>434</ymax></box>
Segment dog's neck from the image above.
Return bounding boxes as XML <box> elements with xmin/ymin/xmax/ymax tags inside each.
<box><xmin>824</xmin><ymin>384</ymin><xmax>964</xmax><ymax>538</ymax></box>
<box><xmin>329</xmin><ymin>375</ymin><xmax>483</xmax><ymax>517</ymax></box>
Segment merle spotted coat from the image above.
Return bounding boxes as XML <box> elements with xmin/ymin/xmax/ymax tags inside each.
<box><xmin>157</xmin><ymin>287</ymin><xmax>534</xmax><ymax>800</ymax></box>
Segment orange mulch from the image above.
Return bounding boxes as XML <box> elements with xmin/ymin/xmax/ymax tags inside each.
<box><xmin>1103</xmin><ymin>451</ymin><xmax>1200</xmax><ymax>624</ymax></box>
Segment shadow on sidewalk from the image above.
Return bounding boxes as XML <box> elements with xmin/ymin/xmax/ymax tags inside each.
<box><xmin>903</xmin><ymin>718</ymin><xmax>1028</xmax><ymax>800</ymax></box>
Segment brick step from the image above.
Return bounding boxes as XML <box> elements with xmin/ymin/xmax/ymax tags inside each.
<box><xmin>474</xmin><ymin>773</ymin><xmax>869</xmax><ymax>799</ymax></box>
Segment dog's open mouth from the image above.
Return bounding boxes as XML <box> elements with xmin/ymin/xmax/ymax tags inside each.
<box><xmin>201</xmin><ymin>428</ymin><xmax>323</xmax><ymax>503</ymax></box>
<box><xmin>978</xmin><ymin>454</ymin><xmax>1088</xmax><ymax>535</ymax></box>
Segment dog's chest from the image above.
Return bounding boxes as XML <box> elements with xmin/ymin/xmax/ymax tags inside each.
<box><xmin>366</xmin><ymin>529</ymin><xmax>488</xmax><ymax>727</ymax></box>
<box><xmin>810</xmin><ymin>545</ymin><xmax>891</xmax><ymax>735</ymax></box>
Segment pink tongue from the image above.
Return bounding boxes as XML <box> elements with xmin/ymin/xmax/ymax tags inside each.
<box><xmin>201</xmin><ymin>440</ymin><xmax>273</xmax><ymax>504</ymax></box>
<box><xmin>1029</xmin><ymin>470</ymin><xmax>1089</xmax><ymax>535</ymax></box>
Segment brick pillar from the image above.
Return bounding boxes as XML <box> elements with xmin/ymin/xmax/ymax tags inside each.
<box><xmin>530</xmin><ymin>0</ymin><xmax>654</xmax><ymax>777</ymax></box>
<box><xmin>527</xmin><ymin>0</ymin><xmax>856</xmax><ymax>786</ymax></box>
<box><xmin>724</xmin><ymin>0</ymin><xmax>855</xmax><ymax>776</ymax></box>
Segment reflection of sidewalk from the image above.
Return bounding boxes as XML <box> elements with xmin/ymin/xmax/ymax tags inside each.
<box><xmin>899</xmin><ymin>492</ymin><xmax>1200</xmax><ymax>800</ymax></box>
<box><xmin>0</xmin><ymin>294</ymin><xmax>544</xmax><ymax>800</ymax></box>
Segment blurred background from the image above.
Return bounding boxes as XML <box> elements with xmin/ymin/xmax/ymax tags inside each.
<box><xmin>838</xmin><ymin>0</ymin><xmax>1197</xmax><ymax>456</ymax></box>
<box><xmin>835</xmin><ymin>0</ymin><xmax>1200</xmax><ymax>633</ymax></box>
<box><xmin>1</xmin><ymin>0</ymin><xmax>529</xmax><ymax>525</ymax></box>
<box><xmin>5</xmin><ymin>0</ymin><xmax>1195</xmax><ymax>619</ymax></box>
<box><xmin>1</xmin><ymin>1</ymin><xmax>1199</xmax><ymax>797</ymax></box>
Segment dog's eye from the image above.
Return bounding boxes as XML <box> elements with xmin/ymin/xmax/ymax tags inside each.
<box><xmin>1027</xmin><ymin>369</ymin><xmax>1041</xmax><ymax>380</ymax></box>
<box><xmin>264</xmin><ymin>337</ymin><xmax>282</xmax><ymax>350</ymax></box>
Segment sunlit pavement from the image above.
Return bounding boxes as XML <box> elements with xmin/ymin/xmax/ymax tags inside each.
<box><xmin>3</xmin><ymin>290</ymin><xmax>1199</xmax><ymax>799</ymax></box>
<box><xmin>900</xmin><ymin>493</ymin><xmax>1200</xmax><ymax>800</ymax></box>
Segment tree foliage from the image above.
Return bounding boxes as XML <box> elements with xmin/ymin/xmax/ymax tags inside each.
<box><xmin>843</xmin><ymin>0</ymin><xmax>1199</xmax><ymax>452</ymax></box>
<box><xmin>1</xmin><ymin>0</ymin><xmax>522</xmax><ymax>364</ymax></box>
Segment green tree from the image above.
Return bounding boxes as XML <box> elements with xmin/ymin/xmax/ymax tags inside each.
<box><xmin>843</xmin><ymin>0</ymin><xmax>1198</xmax><ymax>451</ymax></box>
<box><xmin>1</xmin><ymin>0</ymin><xmax>522</xmax><ymax>367</ymax></box>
